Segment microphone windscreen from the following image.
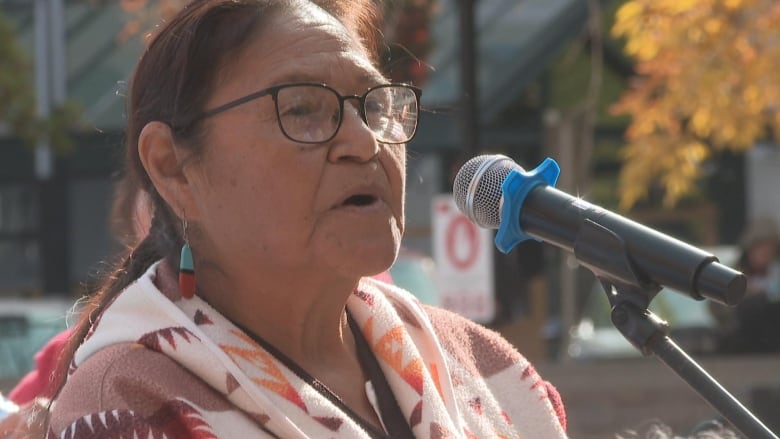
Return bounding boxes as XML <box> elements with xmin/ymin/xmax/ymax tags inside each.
<box><xmin>452</xmin><ymin>154</ymin><xmax>520</xmax><ymax>229</ymax></box>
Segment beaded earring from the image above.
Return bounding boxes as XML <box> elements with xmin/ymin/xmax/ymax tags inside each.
<box><xmin>179</xmin><ymin>219</ymin><xmax>196</xmax><ymax>299</ymax></box>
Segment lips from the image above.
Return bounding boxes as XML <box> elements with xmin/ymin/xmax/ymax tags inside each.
<box><xmin>342</xmin><ymin>193</ymin><xmax>378</xmax><ymax>206</ymax></box>
<box><xmin>334</xmin><ymin>184</ymin><xmax>386</xmax><ymax>209</ymax></box>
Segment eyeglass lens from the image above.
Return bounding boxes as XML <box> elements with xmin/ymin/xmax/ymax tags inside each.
<box><xmin>275</xmin><ymin>85</ymin><xmax>418</xmax><ymax>144</ymax></box>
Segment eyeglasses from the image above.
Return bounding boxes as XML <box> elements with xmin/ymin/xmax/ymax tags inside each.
<box><xmin>183</xmin><ymin>82</ymin><xmax>422</xmax><ymax>145</ymax></box>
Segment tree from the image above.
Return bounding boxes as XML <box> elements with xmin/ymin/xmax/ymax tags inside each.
<box><xmin>0</xmin><ymin>11</ymin><xmax>36</xmax><ymax>145</ymax></box>
<box><xmin>109</xmin><ymin>0</ymin><xmax>435</xmax><ymax>84</ymax></box>
<box><xmin>0</xmin><ymin>9</ymin><xmax>80</xmax><ymax>153</ymax></box>
<box><xmin>611</xmin><ymin>0</ymin><xmax>780</xmax><ymax>209</ymax></box>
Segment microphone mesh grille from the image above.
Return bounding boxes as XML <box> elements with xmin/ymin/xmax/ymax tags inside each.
<box><xmin>452</xmin><ymin>155</ymin><xmax>520</xmax><ymax>229</ymax></box>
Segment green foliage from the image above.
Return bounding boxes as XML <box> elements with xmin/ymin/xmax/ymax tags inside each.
<box><xmin>0</xmin><ymin>9</ymin><xmax>81</xmax><ymax>154</ymax></box>
<box><xmin>0</xmin><ymin>11</ymin><xmax>37</xmax><ymax>146</ymax></box>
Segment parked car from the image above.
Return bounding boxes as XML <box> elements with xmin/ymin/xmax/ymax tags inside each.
<box><xmin>0</xmin><ymin>299</ymin><xmax>71</xmax><ymax>381</ymax></box>
<box><xmin>567</xmin><ymin>246</ymin><xmax>739</xmax><ymax>360</ymax></box>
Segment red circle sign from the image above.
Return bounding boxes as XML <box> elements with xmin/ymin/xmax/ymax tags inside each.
<box><xmin>445</xmin><ymin>216</ymin><xmax>480</xmax><ymax>270</ymax></box>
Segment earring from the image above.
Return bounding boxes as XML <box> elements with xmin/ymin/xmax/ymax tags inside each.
<box><xmin>179</xmin><ymin>219</ymin><xmax>196</xmax><ymax>299</ymax></box>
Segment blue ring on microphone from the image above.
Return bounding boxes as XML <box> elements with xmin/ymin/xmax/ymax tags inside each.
<box><xmin>495</xmin><ymin>157</ymin><xmax>561</xmax><ymax>253</ymax></box>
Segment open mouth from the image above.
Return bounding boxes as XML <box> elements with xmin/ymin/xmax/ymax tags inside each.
<box><xmin>342</xmin><ymin>194</ymin><xmax>378</xmax><ymax>207</ymax></box>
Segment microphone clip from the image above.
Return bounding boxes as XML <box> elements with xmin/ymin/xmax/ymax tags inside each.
<box><xmin>495</xmin><ymin>157</ymin><xmax>560</xmax><ymax>253</ymax></box>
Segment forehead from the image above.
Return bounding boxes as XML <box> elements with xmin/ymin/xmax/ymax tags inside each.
<box><xmin>218</xmin><ymin>3</ymin><xmax>383</xmax><ymax>92</ymax></box>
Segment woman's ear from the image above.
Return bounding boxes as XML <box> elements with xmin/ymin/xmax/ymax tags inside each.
<box><xmin>137</xmin><ymin>121</ymin><xmax>199</xmax><ymax>220</ymax></box>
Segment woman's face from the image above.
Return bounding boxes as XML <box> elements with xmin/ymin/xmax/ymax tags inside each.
<box><xmin>747</xmin><ymin>240</ymin><xmax>777</xmax><ymax>272</ymax></box>
<box><xmin>183</xmin><ymin>4</ymin><xmax>405</xmax><ymax>283</ymax></box>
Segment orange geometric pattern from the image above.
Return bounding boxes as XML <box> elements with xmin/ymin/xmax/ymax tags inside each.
<box><xmin>429</xmin><ymin>362</ymin><xmax>443</xmax><ymax>399</ymax></box>
<box><xmin>371</xmin><ymin>324</ymin><xmax>425</xmax><ymax>394</ymax></box>
<box><xmin>220</xmin><ymin>330</ymin><xmax>307</xmax><ymax>412</ymax></box>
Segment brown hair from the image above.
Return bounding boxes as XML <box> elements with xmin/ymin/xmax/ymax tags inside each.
<box><xmin>51</xmin><ymin>0</ymin><xmax>381</xmax><ymax>402</ymax></box>
<box><xmin>109</xmin><ymin>173</ymin><xmax>149</xmax><ymax>248</ymax></box>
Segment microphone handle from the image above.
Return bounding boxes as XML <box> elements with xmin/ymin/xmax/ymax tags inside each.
<box><xmin>518</xmin><ymin>185</ymin><xmax>745</xmax><ymax>305</ymax></box>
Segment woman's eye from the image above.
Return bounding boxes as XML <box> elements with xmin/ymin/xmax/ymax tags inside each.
<box><xmin>281</xmin><ymin>102</ymin><xmax>317</xmax><ymax>117</ymax></box>
<box><xmin>365</xmin><ymin>98</ymin><xmax>387</xmax><ymax>115</ymax></box>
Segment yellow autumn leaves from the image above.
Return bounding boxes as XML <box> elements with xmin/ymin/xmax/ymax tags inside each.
<box><xmin>116</xmin><ymin>0</ymin><xmax>189</xmax><ymax>43</ymax></box>
<box><xmin>611</xmin><ymin>0</ymin><xmax>780</xmax><ymax>209</ymax></box>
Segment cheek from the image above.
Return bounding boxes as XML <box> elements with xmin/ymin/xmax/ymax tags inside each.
<box><xmin>201</xmin><ymin>152</ymin><xmax>320</xmax><ymax>232</ymax></box>
<box><xmin>190</xmin><ymin>154</ymin><xmax>261</xmax><ymax>222</ymax></box>
<box><xmin>383</xmin><ymin>145</ymin><xmax>406</xmax><ymax>180</ymax></box>
<box><xmin>388</xmin><ymin>148</ymin><xmax>407</xmax><ymax>209</ymax></box>
<box><xmin>193</xmin><ymin>166</ymin><xmax>300</xmax><ymax>267</ymax></box>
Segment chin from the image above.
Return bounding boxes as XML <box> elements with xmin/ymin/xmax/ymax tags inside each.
<box><xmin>338</xmin><ymin>240</ymin><xmax>400</xmax><ymax>279</ymax></box>
<box><xmin>318</xmin><ymin>219</ymin><xmax>403</xmax><ymax>277</ymax></box>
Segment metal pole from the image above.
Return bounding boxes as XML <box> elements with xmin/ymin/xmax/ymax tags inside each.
<box><xmin>35</xmin><ymin>0</ymin><xmax>70</xmax><ymax>295</ymax></box>
<box><xmin>458</xmin><ymin>0</ymin><xmax>479</xmax><ymax>156</ymax></box>
<box><xmin>557</xmin><ymin>114</ymin><xmax>577</xmax><ymax>363</ymax></box>
<box><xmin>50</xmin><ymin>0</ymin><xmax>67</xmax><ymax>105</ymax></box>
<box><xmin>34</xmin><ymin>0</ymin><xmax>52</xmax><ymax>180</ymax></box>
<box><xmin>543</xmin><ymin>110</ymin><xmax>579</xmax><ymax>362</ymax></box>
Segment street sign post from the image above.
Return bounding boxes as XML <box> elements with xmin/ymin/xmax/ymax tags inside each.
<box><xmin>432</xmin><ymin>195</ymin><xmax>495</xmax><ymax>322</ymax></box>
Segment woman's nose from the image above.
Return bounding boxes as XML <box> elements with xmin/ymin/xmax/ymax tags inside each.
<box><xmin>327</xmin><ymin>102</ymin><xmax>380</xmax><ymax>163</ymax></box>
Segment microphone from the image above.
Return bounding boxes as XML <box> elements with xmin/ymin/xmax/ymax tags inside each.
<box><xmin>453</xmin><ymin>154</ymin><xmax>746</xmax><ymax>306</ymax></box>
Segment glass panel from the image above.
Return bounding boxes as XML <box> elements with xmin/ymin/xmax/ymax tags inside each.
<box><xmin>0</xmin><ymin>240</ymin><xmax>41</xmax><ymax>295</ymax></box>
<box><xmin>0</xmin><ymin>185</ymin><xmax>38</xmax><ymax>233</ymax></box>
<box><xmin>0</xmin><ymin>185</ymin><xmax>41</xmax><ymax>295</ymax></box>
<box><xmin>423</xmin><ymin>0</ymin><xmax>586</xmax><ymax>110</ymax></box>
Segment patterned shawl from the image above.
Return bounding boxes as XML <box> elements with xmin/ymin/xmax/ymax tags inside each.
<box><xmin>48</xmin><ymin>262</ymin><xmax>567</xmax><ymax>438</ymax></box>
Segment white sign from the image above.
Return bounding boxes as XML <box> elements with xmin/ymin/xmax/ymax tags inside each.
<box><xmin>432</xmin><ymin>195</ymin><xmax>495</xmax><ymax>322</ymax></box>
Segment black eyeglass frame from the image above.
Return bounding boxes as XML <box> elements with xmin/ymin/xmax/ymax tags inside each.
<box><xmin>178</xmin><ymin>82</ymin><xmax>422</xmax><ymax>145</ymax></box>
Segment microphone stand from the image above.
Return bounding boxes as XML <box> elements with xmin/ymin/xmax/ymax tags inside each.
<box><xmin>575</xmin><ymin>220</ymin><xmax>778</xmax><ymax>439</ymax></box>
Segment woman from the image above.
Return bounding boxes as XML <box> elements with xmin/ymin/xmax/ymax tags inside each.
<box><xmin>47</xmin><ymin>0</ymin><xmax>567</xmax><ymax>437</ymax></box>
<box><xmin>714</xmin><ymin>217</ymin><xmax>780</xmax><ymax>353</ymax></box>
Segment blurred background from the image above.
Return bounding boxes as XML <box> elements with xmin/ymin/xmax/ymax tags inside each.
<box><xmin>0</xmin><ymin>0</ymin><xmax>779</xmax><ymax>436</ymax></box>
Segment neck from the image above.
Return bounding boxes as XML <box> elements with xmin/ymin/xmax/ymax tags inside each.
<box><xmin>157</xmin><ymin>259</ymin><xmax>384</xmax><ymax>431</ymax></box>
<box><xmin>194</xmin><ymin>262</ymin><xmax>362</xmax><ymax>369</ymax></box>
